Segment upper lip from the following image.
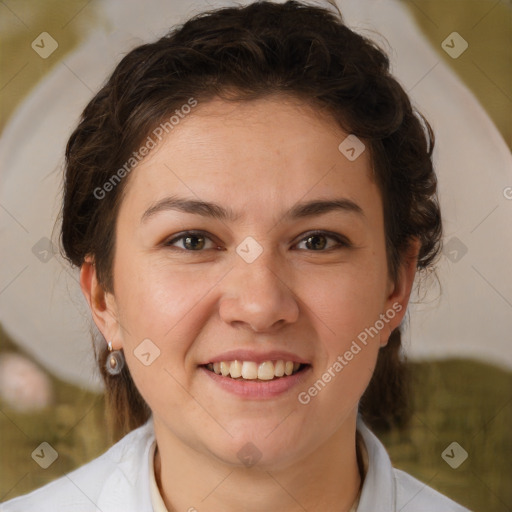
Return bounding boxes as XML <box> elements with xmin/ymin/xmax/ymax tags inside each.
<box><xmin>199</xmin><ymin>350</ymin><xmax>311</xmax><ymax>366</ymax></box>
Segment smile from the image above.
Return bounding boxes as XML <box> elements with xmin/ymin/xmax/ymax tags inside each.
<box><xmin>203</xmin><ymin>360</ymin><xmax>308</xmax><ymax>381</ymax></box>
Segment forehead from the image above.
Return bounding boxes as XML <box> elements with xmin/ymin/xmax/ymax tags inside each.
<box><xmin>118</xmin><ymin>96</ymin><xmax>380</xmax><ymax>224</ymax></box>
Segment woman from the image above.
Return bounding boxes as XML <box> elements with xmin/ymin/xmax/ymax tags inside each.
<box><xmin>1</xmin><ymin>1</ymin><xmax>471</xmax><ymax>511</ymax></box>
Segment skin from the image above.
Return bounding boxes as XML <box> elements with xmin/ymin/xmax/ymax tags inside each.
<box><xmin>80</xmin><ymin>95</ymin><xmax>419</xmax><ymax>512</ymax></box>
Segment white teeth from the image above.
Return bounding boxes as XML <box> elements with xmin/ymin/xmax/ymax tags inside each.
<box><xmin>241</xmin><ymin>361</ymin><xmax>258</xmax><ymax>379</ymax></box>
<box><xmin>220</xmin><ymin>361</ymin><xmax>230</xmax><ymax>377</ymax></box>
<box><xmin>205</xmin><ymin>359</ymin><xmax>304</xmax><ymax>380</ymax></box>
<box><xmin>230</xmin><ymin>360</ymin><xmax>242</xmax><ymax>378</ymax></box>
<box><xmin>274</xmin><ymin>360</ymin><xmax>285</xmax><ymax>377</ymax></box>
<box><xmin>257</xmin><ymin>361</ymin><xmax>275</xmax><ymax>380</ymax></box>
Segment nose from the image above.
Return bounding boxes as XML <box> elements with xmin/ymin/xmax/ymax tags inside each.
<box><xmin>218</xmin><ymin>248</ymin><xmax>300</xmax><ymax>333</ymax></box>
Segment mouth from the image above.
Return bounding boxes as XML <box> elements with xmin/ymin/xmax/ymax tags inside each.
<box><xmin>201</xmin><ymin>360</ymin><xmax>310</xmax><ymax>382</ymax></box>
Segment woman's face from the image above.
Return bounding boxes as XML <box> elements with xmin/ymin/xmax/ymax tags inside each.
<box><xmin>90</xmin><ymin>96</ymin><xmax>413</xmax><ymax>469</ymax></box>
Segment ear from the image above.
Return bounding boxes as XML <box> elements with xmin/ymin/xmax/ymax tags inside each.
<box><xmin>80</xmin><ymin>257</ymin><xmax>122</xmax><ymax>350</ymax></box>
<box><xmin>380</xmin><ymin>238</ymin><xmax>421</xmax><ymax>347</ymax></box>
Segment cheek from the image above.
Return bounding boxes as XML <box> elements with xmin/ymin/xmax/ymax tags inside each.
<box><xmin>297</xmin><ymin>254</ymin><xmax>387</xmax><ymax>402</ymax></box>
<box><xmin>114</xmin><ymin>254</ymin><xmax>212</xmax><ymax>340</ymax></box>
<box><xmin>111</xmin><ymin>256</ymin><xmax>234</xmax><ymax>400</ymax></box>
<box><xmin>112</xmin><ymin>259</ymin><xmax>215</xmax><ymax>416</ymax></box>
<box><xmin>297</xmin><ymin>271</ymin><xmax>384</xmax><ymax>417</ymax></box>
<box><xmin>306</xmin><ymin>256</ymin><xmax>388</xmax><ymax>343</ymax></box>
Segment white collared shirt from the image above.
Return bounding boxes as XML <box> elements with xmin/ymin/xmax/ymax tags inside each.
<box><xmin>0</xmin><ymin>416</ymin><xmax>472</xmax><ymax>512</ymax></box>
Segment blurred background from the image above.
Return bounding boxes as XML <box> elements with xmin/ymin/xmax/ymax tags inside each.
<box><xmin>0</xmin><ymin>1</ymin><xmax>511</xmax><ymax>510</ymax></box>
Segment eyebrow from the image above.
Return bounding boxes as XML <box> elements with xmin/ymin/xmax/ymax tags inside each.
<box><xmin>140</xmin><ymin>195</ymin><xmax>365</xmax><ymax>224</ymax></box>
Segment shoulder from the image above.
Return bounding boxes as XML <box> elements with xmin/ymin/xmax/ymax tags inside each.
<box><xmin>393</xmin><ymin>468</ymin><xmax>472</xmax><ymax>511</ymax></box>
<box><xmin>0</xmin><ymin>420</ymin><xmax>155</xmax><ymax>512</ymax></box>
<box><xmin>356</xmin><ymin>417</ymin><xmax>472</xmax><ymax>511</ymax></box>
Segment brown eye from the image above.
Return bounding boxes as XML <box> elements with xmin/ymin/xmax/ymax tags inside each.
<box><xmin>164</xmin><ymin>231</ymin><xmax>217</xmax><ymax>251</ymax></box>
<box><xmin>304</xmin><ymin>234</ymin><xmax>328</xmax><ymax>250</ymax></box>
<box><xmin>295</xmin><ymin>231</ymin><xmax>350</xmax><ymax>251</ymax></box>
<box><xmin>182</xmin><ymin>234</ymin><xmax>205</xmax><ymax>250</ymax></box>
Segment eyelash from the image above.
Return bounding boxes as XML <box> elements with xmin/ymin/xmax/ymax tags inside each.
<box><xmin>163</xmin><ymin>230</ymin><xmax>352</xmax><ymax>252</ymax></box>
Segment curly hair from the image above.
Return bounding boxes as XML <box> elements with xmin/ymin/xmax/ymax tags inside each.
<box><xmin>60</xmin><ymin>0</ymin><xmax>442</xmax><ymax>438</ymax></box>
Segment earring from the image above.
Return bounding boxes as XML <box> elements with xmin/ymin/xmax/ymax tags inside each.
<box><xmin>105</xmin><ymin>341</ymin><xmax>125</xmax><ymax>376</ymax></box>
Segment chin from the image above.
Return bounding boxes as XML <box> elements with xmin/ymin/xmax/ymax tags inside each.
<box><xmin>205</xmin><ymin>424</ymin><xmax>308</xmax><ymax>471</ymax></box>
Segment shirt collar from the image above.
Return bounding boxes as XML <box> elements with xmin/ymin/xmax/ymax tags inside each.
<box><xmin>356</xmin><ymin>415</ymin><xmax>396</xmax><ymax>511</ymax></box>
<box><xmin>148</xmin><ymin>440</ymin><xmax>171</xmax><ymax>512</ymax></box>
<box><xmin>93</xmin><ymin>415</ymin><xmax>396</xmax><ymax>511</ymax></box>
<box><xmin>145</xmin><ymin>416</ymin><xmax>389</xmax><ymax>512</ymax></box>
<box><xmin>96</xmin><ymin>417</ymin><xmax>155</xmax><ymax>511</ymax></box>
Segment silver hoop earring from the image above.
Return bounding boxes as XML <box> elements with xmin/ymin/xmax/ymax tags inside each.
<box><xmin>105</xmin><ymin>341</ymin><xmax>125</xmax><ymax>376</ymax></box>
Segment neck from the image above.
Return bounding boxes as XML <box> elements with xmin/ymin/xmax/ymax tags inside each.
<box><xmin>153</xmin><ymin>413</ymin><xmax>362</xmax><ymax>512</ymax></box>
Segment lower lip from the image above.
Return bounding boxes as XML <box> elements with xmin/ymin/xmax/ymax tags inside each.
<box><xmin>199</xmin><ymin>365</ymin><xmax>312</xmax><ymax>399</ymax></box>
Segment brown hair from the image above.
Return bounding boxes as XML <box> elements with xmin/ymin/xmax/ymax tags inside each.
<box><xmin>60</xmin><ymin>0</ymin><xmax>442</xmax><ymax>439</ymax></box>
